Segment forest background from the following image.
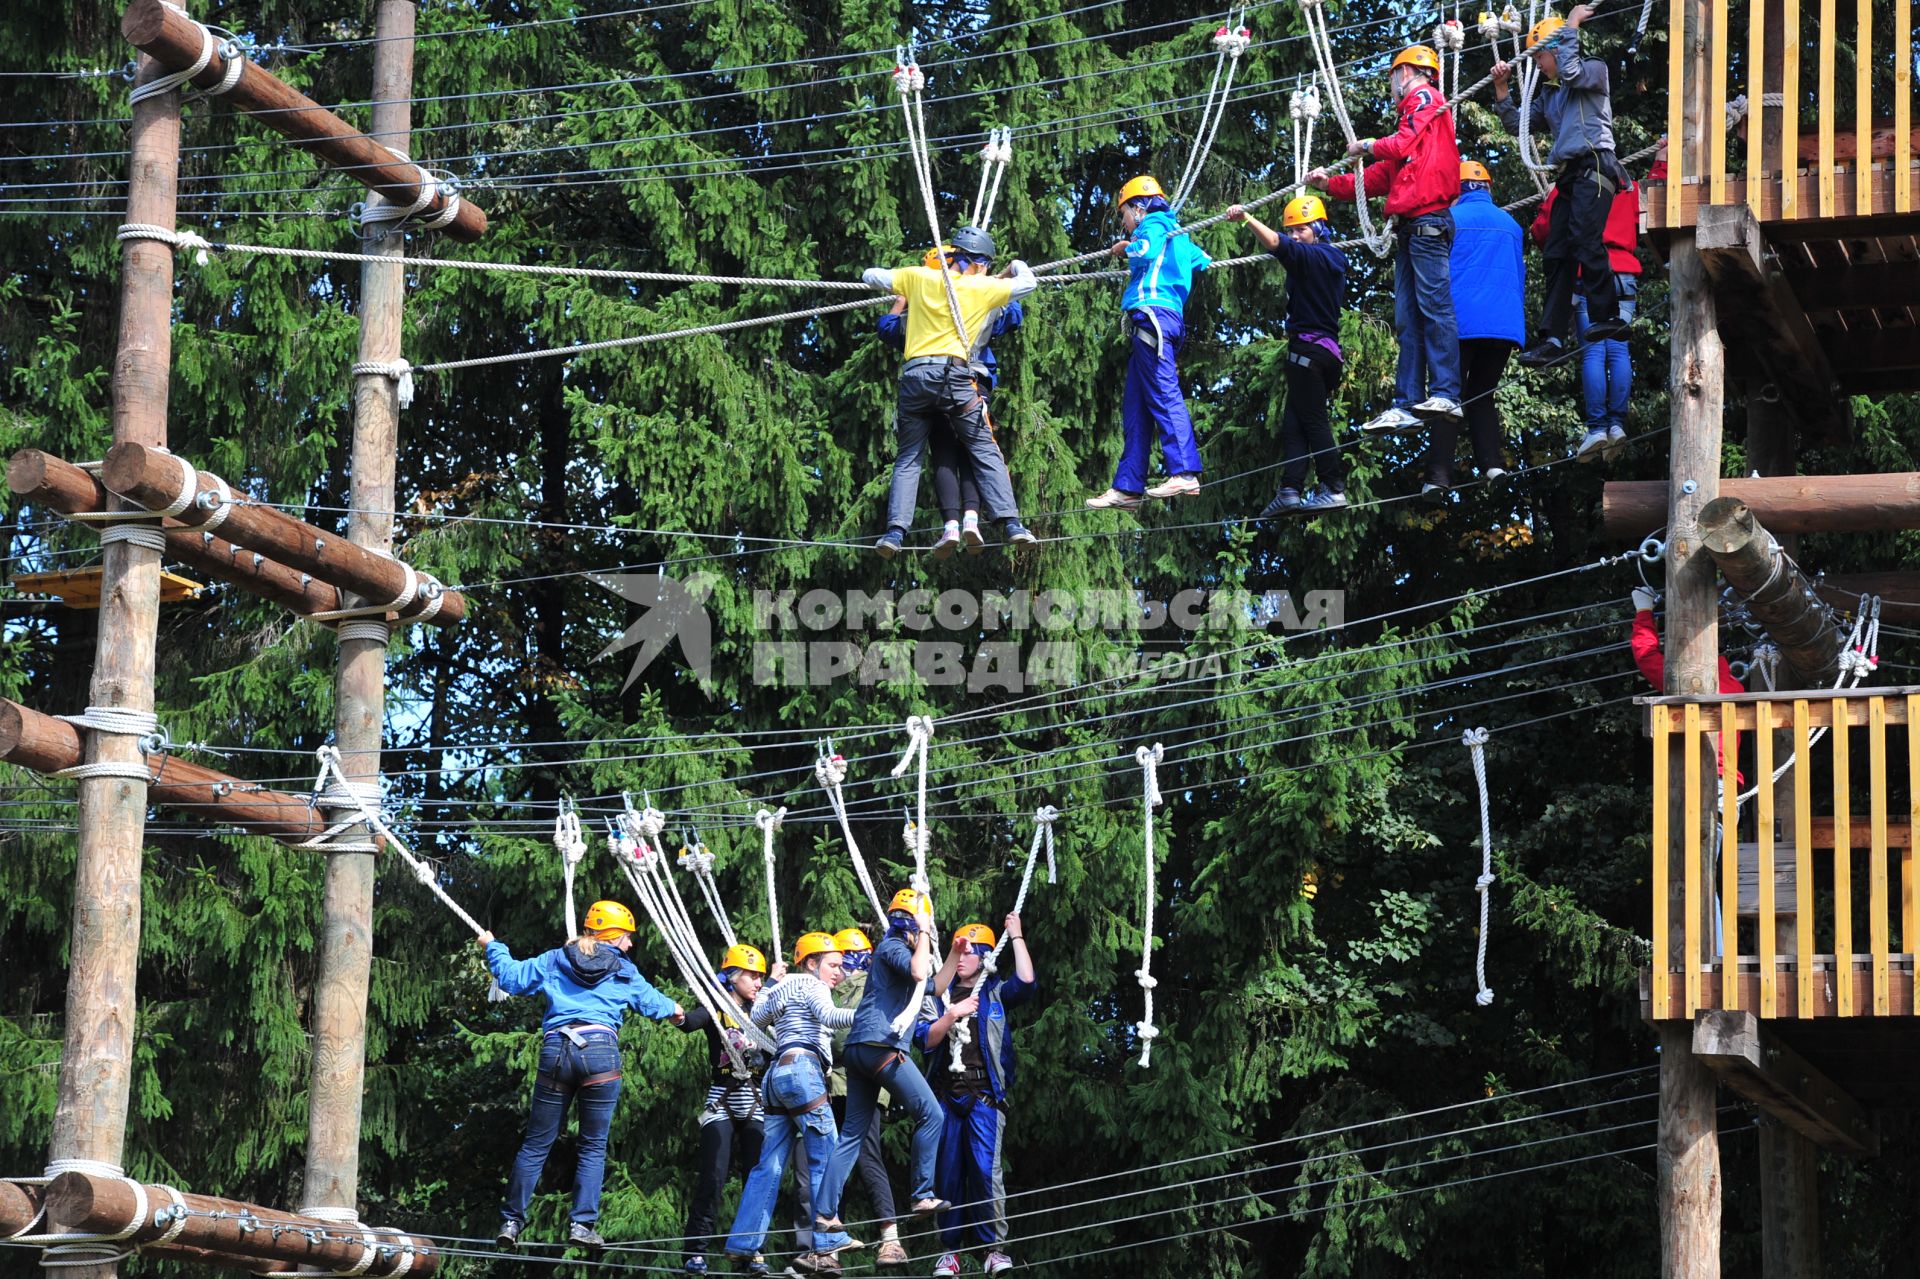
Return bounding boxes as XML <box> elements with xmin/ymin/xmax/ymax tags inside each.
<box><xmin>3</xmin><ymin>0</ymin><xmax>1919</xmax><ymax>1274</ymax></box>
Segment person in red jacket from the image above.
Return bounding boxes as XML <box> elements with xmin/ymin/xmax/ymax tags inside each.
<box><xmin>1632</xmin><ymin>586</ymin><xmax>1744</xmax><ymax>782</ymax></box>
<box><xmin>1531</xmin><ymin>174</ymin><xmax>1643</xmax><ymax>463</ymax></box>
<box><xmin>1308</xmin><ymin>44</ymin><xmax>1463</xmax><ymax>435</ymax></box>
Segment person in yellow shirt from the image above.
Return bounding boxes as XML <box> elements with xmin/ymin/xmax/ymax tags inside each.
<box><xmin>861</xmin><ymin>226</ymin><xmax>1039</xmax><ymax>557</ymax></box>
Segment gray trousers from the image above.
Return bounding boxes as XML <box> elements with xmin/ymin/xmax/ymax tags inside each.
<box><xmin>887</xmin><ymin>363</ymin><xmax>1019</xmax><ymax>531</ymax></box>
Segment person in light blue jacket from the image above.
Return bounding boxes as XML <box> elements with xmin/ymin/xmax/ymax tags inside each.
<box><xmin>1424</xmin><ymin>160</ymin><xmax>1526</xmax><ymax>496</ymax></box>
<box><xmin>482</xmin><ymin>900</ymin><xmax>683</xmax><ymax>1254</ymax></box>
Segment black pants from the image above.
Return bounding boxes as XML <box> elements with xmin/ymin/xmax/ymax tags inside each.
<box><xmin>685</xmin><ymin>1115</ymin><xmax>763</xmax><ymax>1257</ymax></box>
<box><xmin>1541</xmin><ymin>154</ymin><xmax>1620</xmax><ymax>339</ymax></box>
<box><xmin>930</xmin><ymin>415</ymin><xmax>982</xmax><ymax>521</ymax></box>
<box><xmin>1278</xmin><ymin>338</ymin><xmax>1345</xmax><ymax>492</ymax></box>
<box><xmin>888</xmin><ymin>364</ymin><xmax>1019</xmax><ymax>529</ymax></box>
<box><xmin>829</xmin><ymin>1094</ymin><xmax>898</xmax><ymax>1223</ymax></box>
<box><xmin>1426</xmin><ymin>339</ymin><xmax>1514</xmax><ymax>485</ymax></box>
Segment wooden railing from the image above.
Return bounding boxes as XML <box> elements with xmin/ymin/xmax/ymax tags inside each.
<box><xmin>1647</xmin><ymin>689</ymin><xmax>1920</xmax><ymax>1020</ymax></box>
<box><xmin>1649</xmin><ymin>0</ymin><xmax>1916</xmax><ymax>228</ymax></box>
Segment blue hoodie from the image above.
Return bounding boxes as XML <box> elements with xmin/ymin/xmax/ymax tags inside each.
<box><xmin>914</xmin><ymin>971</ymin><xmax>1035</xmax><ymax>1105</ymax></box>
<box><xmin>1449</xmin><ymin>187</ymin><xmax>1526</xmax><ymax>344</ymax></box>
<box><xmin>486</xmin><ymin>939</ymin><xmax>679</xmax><ymax>1033</ymax></box>
<box><xmin>1121</xmin><ymin>209</ymin><xmax>1212</xmax><ymax>315</ymax></box>
<box><xmin>878</xmin><ymin>301</ymin><xmax>1023</xmax><ymax>388</ymax></box>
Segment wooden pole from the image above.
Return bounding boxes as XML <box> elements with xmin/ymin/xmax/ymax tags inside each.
<box><xmin>43</xmin><ymin>44</ymin><xmax>186</xmax><ymax>1279</ymax></box>
<box><xmin>1600</xmin><ymin>472</ymin><xmax>1920</xmax><ymax>539</ymax></box>
<box><xmin>1660</xmin><ymin>1018</ymin><xmax>1725</xmax><ymax>1278</ymax></box>
<box><xmin>1757</xmin><ymin>1119</ymin><xmax>1821</xmax><ymax>1278</ymax></box>
<box><xmin>1697</xmin><ymin>498</ymin><xmax>1843</xmax><ymax>688</ymax></box>
<box><xmin>302</xmin><ymin>0</ymin><xmax>417</xmax><ymax>1222</ymax></box>
<box><xmin>119</xmin><ymin>0</ymin><xmax>485</xmax><ymax>241</ymax></box>
<box><xmin>42</xmin><ymin>1173</ymin><xmax>437</xmax><ymax>1276</ymax></box>
<box><xmin>97</xmin><ymin>443</ymin><xmax>467</xmax><ymax>626</ymax></box>
<box><xmin>0</xmin><ymin>699</ymin><xmax>336</xmax><ymax>842</ymax></box>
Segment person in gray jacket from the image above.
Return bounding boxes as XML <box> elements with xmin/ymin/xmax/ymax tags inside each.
<box><xmin>1491</xmin><ymin>4</ymin><xmax>1630</xmax><ymax>369</ymax></box>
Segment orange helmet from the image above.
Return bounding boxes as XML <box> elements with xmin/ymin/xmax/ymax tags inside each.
<box><xmin>833</xmin><ymin>927</ymin><xmax>873</xmax><ymax>953</ymax></box>
<box><xmin>792</xmin><ymin>931</ymin><xmax>841</xmax><ymax>967</ymax></box>
<box><xmin>1116</xmin><ymin>174</ymin><xmax>1166</xmax><ymax>207</ymax></box>
<box><xmin>1527</xmin><ymin>16</ymin><xmax>1567</xmax><ymax>48</ymax></box>
<box><xmin>1459</xmin><ymin>160</ymin><xmax>1493</xmax><ymax>183</ymax></box>
<box><xmin>583</xmin><ymin>900</ymin><xmax>636</xmax><ymax>938</ymax></box>
<box><xmin>720</xmin><ymin>944</ymin><xmax>768</xmax><ymax>975</ymax></box>
<box><xmin>1392</xmin><ymin>45</ymin><xmax>1443</xmax><ymax>74</ymax></box>
<box><xmin>888</xmin><ymin>887</ymin><xmax>931</xmax><ymax>918</ymax></box>
<box><xmin>953</xmin><ymin>922</ymin><xmax>997</xmax><ymax>949</ymax></box>
<box><xmin>923</xmin><ymin>244</ymin><xmax>953</xmax><ymax>270</ymax></box>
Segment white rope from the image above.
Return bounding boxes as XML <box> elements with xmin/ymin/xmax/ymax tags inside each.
<box><xmin>968</xmin><ymin>127</ymin><xmax>1015</xmax><ymax>230</ymax></box>
<box><xmin>953</xmin><ymin>805</ymin><xmax>1061</xmax><ymax>1074</ymax></box>
<box><xmin>817</xmin><ymin>751</ymin><xmax>890</xmax><ymax>928</ymax></box>
<box><xmin>1514</xmin><ymin>52</ymin><xmax>1556</xmax><ymax>190</ymax></box>
<box><xmin>888</xmin><ymin>716</ymin><xmax>935</xmax><ymax>894</ymax></box>
<box><xmin>1435</xmin><ymin>16</ymin><xmax>1467</xmax><ymax>116</ymax></box>
<box><xmin>1170</xmin><ymin>15</ymin><xmax>1251</xmax><ymax>212</ymax></box>
<box><xmin>127</xmin><ymin>9</ymin><xmax>215</xmax><ymax>106</ymax></box>
<box><xmin>1461</xmin><ymin>727</ymin><xmax>1496</xmax><ymax>1007</ymax></box>
<box><xmin>352</xmin><ymin>358</ymin><xmax>415</xmax><ymax>408</ymax></box>
<box><xmin>12</xmin><ymin>1164</ymin><xmax>146</xmax><ymax>1259</ymax></box>
<box><xmin>555</xmin><ymin>797</ymin><xmax>587</xmax><ymax>938</ymax></box>
<box><xmin>306</xmin><ymin>564</ymin><xmax>447</xmax><ymax>624</ymax></box>
<box><xmin>1299</xmin><ymin>0</ymin><xmax>1395</xmax><ymax>257</ymax></box>
<box><xmin>1732</xmin><ymin>594</ymin><xmax>1882</xmax><ymax>806</ymax></box>
<box><xmin>1134</xmin><ymin>744</ymin><xmax>1165</xmax><ymax>1067</ymax></box>
<box><xmin>678</xmin><ymin>838</ymin><xmax>736</xmax><ymax>948</ymax></box>
<box><xmin>1290</xmin><ymin>80</ymin><xmax>1322</xmax><ymax>187</ymax></box>
<box><xmin>754</xmin><ymin>805</ymin><xmax>786</xmax><ymax>964</ymax></box>
<box><xmin>980</xmin><ymin>128</ymin><xmax>1013</xmax><ymax>229</ymax></box>
<box><xmin>116</xmin><ymin>222</ymin><xmax>212</xmax><ymax>264</ymax></box>
<box><xmin>893</xmin><ymin>52</ymin><xmax>970</xmax><ymax>346</ymax></box>
<box><xmin>98</xmin><ymin>523</ymin><xmax>167</xmax><ymax>552</ymax></box>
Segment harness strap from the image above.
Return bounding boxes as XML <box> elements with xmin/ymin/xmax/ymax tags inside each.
<box><xmin>765</xmin><ymin>1092</ymin><xmax>833</xmax><ymax>1118</ymax></box>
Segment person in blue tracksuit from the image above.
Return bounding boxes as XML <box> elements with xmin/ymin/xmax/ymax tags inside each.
<box><xmin>482</xmin><ymin>900</ymin><xmax>685</xmax><ymax>1254</ymax></box>
<box><xmin>1425</xmin><ymin>160</ymin><xmax>1526</xmax><ymax>497</ymax></box>
<box><xmin>1085</xmin><ymin>173</ymin><xmax>1213</xmax><ymax>511</ymax></box>
<box><xmin>916</xmin><ymin>916</ymin><xmax>1036</xmax><ymax>1279</ymax></box>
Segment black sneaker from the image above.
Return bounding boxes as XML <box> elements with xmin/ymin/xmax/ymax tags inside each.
<box><xmin>1258</xmin><ymin>487</ymin><xmax>1304</xmax><ymax>519</ymax></box>
<box><xmin>1003</xmin><ymin>520</ymin><xmax>1038</xmax><ymax>546</ymax></box>
<box><xmin>1515</xmin><ymin>338</ymin><xmax>1568</xmax><ymax>369</ymax></box>
<box><xmin>496</xmin><ymin>1220</ymin><xmax>522</xmax><ymax>1250</ymax></box>
<box><xmin>569</xmin><ymin>1223</ymin><xmax>606</xmax><ymax>1253</ymax></box>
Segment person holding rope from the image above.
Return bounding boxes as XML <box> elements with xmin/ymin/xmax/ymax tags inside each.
<box><xmin>1492</xmin><ymin>6</ymin><xmax>1631</xmax><ymax>370</ymax></box>
<box><xmin>824</xmin><ymin>926</ymin><xmax>910</xmax><ymax>1267</ymax></box>
<box><xmin>1226</xmin><ymin>194</ymin><xmax>1350</xmax><ymax>517</ymax></box>
<box><xmin>816</xmin><ymin>890</ymin><xmax>967</xmax><ymax>1241</ymax></box>
<box><xmin>863</xmin><ymin>227</ymin><xmax>1039</xmax><ymax>558</ymax></box>
<box><xmin>1086</xmin><ymin>174</ymin><xmax>1214</xmax><ymax>510</ymax></box>
<box><xmin>918</xmin><ymin>916</ymin><xmax>1037</xmax><ymax>1279</ymax></box>
<box><xmin>677</xmin><ymin>944</ymin><xmax>778</xmax><ymax>1275</ymax></box>
<box><xmin>1310</xmin><ymin>45</ymin><xmax>1464</xmax><ymax>434</ymax></box>
<box><xmin>481</xmin><ymin>901</ymin><xmax>685</xmax><ymax>1255</ymax></box>
<box><xmin>724</xmin><ymin>932</ymin><xmax>860</xmax><ymax>1275</ymax></box>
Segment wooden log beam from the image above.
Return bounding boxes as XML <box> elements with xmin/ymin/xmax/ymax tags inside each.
<box><xmin>0</xmin><ymin>699</ymin><xmax>334</xmax><ymax>844</ymax></box>
<box><xmin>1</xmin><ymin>1178</ymin><xmax>41</xmax><ymax>1235</ymax></box>
<box><xmin>97</xmin><ymin>443</ymin><xmax>466</xmax><ymax>626</ymax></box>
<box><xmin>43</xmin><ymin>1173</ymin><xmax>437</xmax><ymax>1276</ymax></box>
<box><xmin>1697</xmin><ymin>498</ymin><xmax>1844</xmax><ymax>688</ymax></box>
<box><xmin>119</xmin><ymin>0</ymin><xmax>485</xmax><ymax>241</ymax></box>
<box><xmin>1602</xmin><ymin>473</ymin><xmax>1920</xmax><ymax>539</ymax></box>
<box><xmin>1692</xmin><ymin>1010</ymin><xmax>1879</xmax><ymax>1155</ymax></box>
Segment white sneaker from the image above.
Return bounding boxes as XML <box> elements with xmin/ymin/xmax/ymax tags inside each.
<box><xmin>1361</xmin><ymin>406</ymin><xmax>1423</xmax><ymax>433</ymax></box>
<box><xmin>984</xmin><ymin>1251</ymin><xmax>1013</xmax><ymax>1274</ymax></box>
<box><xmin>933</xmin><ymin>1254</ymin><xmax>961</xmax><ymax>1278</ymax></box>
<box><xmin>1484</xmin><ymin>467</ymin><xmax>1508</xmax><ymax>480</ymax></box>
<box><xmin>1576</xmin><ymin>428</ymin><xmax>1610</xmax><ymax>463</ymax></box>
<box><xmin>1084</xmin><ymin>488</ymin><xmax>1143</xmax><ymax>511</ymax></box>
<box><xmin>1144</xmin><ymin>473</ymin><xmax>1201</xmax><ymax>499</ymax></box>
<box><xmin>1604</xmin><ymin>424</ymin><xmax>1628</xmax><ymax>459</ymax></box>
<box><xmin>1412</xmin><ymin>396</ymin><xmax>1464</xmax><ymax>419</ymax></box>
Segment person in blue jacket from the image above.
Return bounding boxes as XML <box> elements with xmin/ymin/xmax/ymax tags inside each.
<box><xmin>1425</xmin><ymin>160</ymin><xmax>1525</xmax><ymax>498</ymax></box>
<box><xmin>877</xmin><ymin>256</ymin><xmax>1025</xmax><ymax>558</ymax></box>
<box><xmin>916</xmin><ymin>916</ymin><xmax>1036</xmax><ymax>1279</ymax></box>
<box><xmin>1086</xmin><ymin>174</ymin><xmax>1213</xmax><ymax>511</ymax></box>
<box><xmin>1227</xmin><ymin>194</ymin><xmax>1351</xmax><ymax>518</ymax></box>
<box><xmin>482</xmin><ymin>900</ymin><xmax>684</xmax><ymax>1254</ymax></box>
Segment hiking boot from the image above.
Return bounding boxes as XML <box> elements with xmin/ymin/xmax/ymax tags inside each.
<box><xmin>909</xmin><ymin>1197</ymin><xmax>951</xmax><ymax>1217</ymax></box>
<box><xmin>1145</xmin><ymin>473</ymin><xmax>1201</xmax><ymax>499</ymax></box>
<box><xmin>1604</xmin><ymin>424</ymin><xmax>1628</xmax><ymax>459</ymax></box>
<box><xmin>1300</xmin><ymin>486</ymin><xmax>1348</xmax><ymax>513</ymax></box>
<box><xmin>1412</xmin><ymin>396</ymin><xmax>1463</xmax><ymax>419</ymax></box>
<box><xmin>495</xmin><ymin>1220</ymin><xmax>522</xmax><ymax>1250</ymax></box>
<box><xmin>1515</xmin><ymin>337</ymin><xmax>1568</xmax><ymax>369</ymax></box>
<box><xmin>569</xmin><ymin>1223</ymin><xmax>606</xmax><ymax>1253</ymax></box>
<box><xmin>961</xmin><ymin>512</ymin><xmax>985</xmax><ymax>554</ymax></box>
<box><xmin>793</xmin><ymin>1252</ymin><xmax>842</xmax><ymax>1274</ymax></box>
<box><xmin>727</xmin><ymin>1253</ymin><xmax>770</xmax><ymax>1276</ymax></box>
<box><xmin>1258</xmin><ymin>487</ymin><xmax>1304</xmax><ymax>519</ymax></box>
<box><xmin>875</xmin><ymin>1238</ymin><xmax>910</xmax><ymax>1267</ymax></box>
<box><xmin>874</xmin><ymin>528</ymin><xmax>906</xmax><ymax>559</ymax></box>
<box><xmin>1361</xmin><ymin>406</ymin><xmax>1423</xmax><ymax>433</ymax></box>
<box><xmin>1003</xmin><ymin>519</ymin><xmax>1038</xmax><ymax>546</ymax></box>
<box><xmin>984</xmin><ymin>1252</ymin><xmax>1014</xmax><ymax>1274</ymax></box>
<box><xmin>684</xmin><ymin>1257</ymin><xmax>710</xmax><ymax>1276</ymax></box>
<box><xmin>933</xmin><ymin>1255</ymin><xmax>962</xmax><ymax>1278</ymax></box>
<box><xmin>1575</xmin><ymin>428</ymin><xmax>1611</xmax><ymax>463</ymax></box>
<box><xmin>1085</xmin><ymin>488</ymin><xmax>1143</xmax><ymax>511</ymax></box>
<box><xmin>932</xmin><ymin>522</ymin><xmax>962</xmax><ymax>560</ymax></box>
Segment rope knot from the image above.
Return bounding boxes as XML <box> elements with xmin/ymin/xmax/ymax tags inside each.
<box><xmin>1435</xmin><ymin>18</ymin><xmax>1467</xmax><ymax>49</ymax></box>
<box><xmin>637</xmin><ymin>806</ymin><xmax>667</xmax><ymax>841</ymax></box>
<box><xmin>1134</xmin><ymin>970</ymin><xmax>1158</xmax><ymax>990</ymax></box>
<box><xmin>1461</xmin><ymin>727</ymin><xmax>1490</xmax><ymax>749</ymax></box>
<box><xmin>754</xmin><ymin>806</ymin><xmax>786</xmax><ymax>833</ymax></box>
<box><xmin>1212</xmin><ymin>24</ymin><xmax>1252</xmax><ymax>55</ymax></box>
<box><xmin>1476</xmin><ymin>873</ymin><xmax>1496</xmax><ymax>892</ymax></box>
<box><xmin>1136</xmin><ymin>743</ymin><xmax>1164</xmax><ymax>807</ymax></box>
<box><xmin>1134</xmin><ymin>1021</ymin><xmax>1160</xmax><ymax>1040</ymax></box>
<box><xmin>352</xmin><ymin>358</ymin><xmax>415</xmax><ymax>408</ymax></box>
<box><xmin>816</xmin><ymin>753</ymin><xmax>848</xmax><ymax>789</ymax></box>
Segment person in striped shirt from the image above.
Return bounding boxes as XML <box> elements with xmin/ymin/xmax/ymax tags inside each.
<box><xmin>678</xmin><ymin>944</ymin><xmax>773</xmax><ymax>1275</ymax></box>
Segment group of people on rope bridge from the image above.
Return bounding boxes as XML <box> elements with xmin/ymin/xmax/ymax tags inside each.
<box><xmin>479</xmin><ymin>889</ymin><xmax>1037</xmax><ymax>1277</ymax></box>
<box><xmin>861</xmin><ymin>8</ymin><xmax>1659</xmax><ymax>551</ymax></box>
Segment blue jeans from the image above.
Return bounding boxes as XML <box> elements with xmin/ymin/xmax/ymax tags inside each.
<box><xmin>819</xmin><ymin>1043</ymin><xmax>943</xmax><ymax>1219</ymax></box>
<box><xmin>502</xmin><ymin>1028</ymin><xmax>623</xmax><ymax>1225</ymax></box>
<box><xmin>1573</xmin><ymin>276</ymin><xmax>1637</xmax><ymax>430</ymax></box>
<box><xmin>724</xmin><ymin>1055</ymin><xmax>848</xmax><ymax>1255</ymax></box>
<box><xmin>1113</xmin><ymin>307</ymin><xmax>1204</xmax><ymax>492</ymax></box>
<box><xmin>1392</xmin><ymin>213</ymin><xmax>1462</xmax><ymax>406</ymax></box>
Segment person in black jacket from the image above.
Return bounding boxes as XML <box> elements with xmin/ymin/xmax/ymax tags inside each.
<box><xmin>1228</xmin><ymin>196</ymin><xmax>1351</xmax><ymax>517</ymax></box>
<box><xmin>677</xmin><ymin>944</ymin><xmax>779</xmax><ymax>1275</ymax></box>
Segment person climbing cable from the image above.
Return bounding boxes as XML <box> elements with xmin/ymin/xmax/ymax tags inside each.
<box><xmin>1227</xmin><ymin>194</ymin><xmax>1350</xmax><ymax>517</ymax></box>
<box><xmin>824</xmin><ymin>927</ymin><xmax>908</xmax><ymax>1268</ymax></box>
<box><xmin>1085</xmin><ymin>174</ymin><xmax>1213</xmax><ymax>511</ymax></box>
<box><xmin>1309</xmin><ymin>45</ymin><xmax>1464</xmax><ymax>433</ymax></box>
<box><xmin>1492</xmin><ymin>5</ymin><xmax>1630</xmax><ymax>369</ymax></box>
<box><xmin>876</xmin><ymin>260</ymin><xmax>1026</xmax><ymax>558</ymax></box>
<box><xmin>816</xmin><ymin>890</ymin><xmax>965</xmax><ymax>1242</ymax></box>
<box><xmin>917</xmin><ymin>916</ymin><xmax>1037</xmax><ymax>1279</ymax></box>
<box><xmin>724</xmin><ymin>932</ymin><xmax>860</xmax><ymax>1276</ymax></box>
<box><xmin>677</xmin><ymin>944</ymin><xmax>775</xmax><ymax>1276</ymax></box>
<box><xmin>862</xmin><ymin>227</ymin><xmax>1039</xmax><ymax>558</ymax></box>
<box><xmin>481</xmin><ymin>901</ymin><xmax>685</xmax><ymax>1255</ymax></box>
<box><xmin>1425</xmin><ymin>159</ymin><xmax>1525</xmax><ymax>499</ymax></box>
<box><xmin>1631</xmin><ymin>586</ymin><xmax>1745</xmax><ymax>782</ymax></box>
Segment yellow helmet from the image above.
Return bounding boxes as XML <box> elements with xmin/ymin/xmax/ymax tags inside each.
<box><xmin>792</xmin><ymin>931</ymin><xmax>841</xmax><ymax>967</ymax></box>
<box><xmin>923</xmin><ymin>244</ymin><xmax>953</xmax><ymax>270</ymax></box>
<box><xmin>1116</xmin><ymin>174</ymin><xmax>1166</xmax><ymax>208</ymax></box>
<box><xmin>583</xmin><ymin>900</ymin><xmax>636</xmax><ymax>938</ymax></box>
<box><xmin>1526</xmin><ymin>16</ymin><xmax>1566</xmax><ymax>48</ymax></box>
<box><xmin>953</xmin><ymin>922</ymin><xmax>997</xmax><ymax>949</ymax></box>
<box><xmin>1459</xmin><ymin>160</ymin><xmax>1493</xmax><ymax>183</ymax></box>
<box><xmin>1281</xmin><ymin>194</ymin><xmax>1328</xmax><ymax>228</ymax></box>
<box><xmin>720</xmin><ymin>943</ymin><xmax>768</xmax><ymax>975</ymax></box>
<box><xmin>833</xmin><ymin>927</ymin><xmax>873</xmax><ymax>953</ymax></box>
<box><xmin>888</xmin><ymin>887</ymin><xmax>930</xmax><ymax>918</ymax></box>
<box><xmin>1392</xmin><ymin>45</ymin><xmax>1443</xmax><ymax>74</ymax></box>
<box><xmin>1301</xmin><ymin>869</ymin><xmax>1320</xmax><ymax>901</ymax></box>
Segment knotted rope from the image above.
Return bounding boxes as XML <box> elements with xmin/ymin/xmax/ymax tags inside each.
<box><xmin>1170</xmin><ymin>15</ymin><xmax>1252</xmax><ymax>212</ymax></box>
<box><xmin>754</xmin><ymin>805</ymin><xmax>787</xmax><ymax>965</ymax></box>
<box><xmin>889</xmin><ymin>716</ymin><xmax>936</xmax><ymax>894</ymax></box>
<box><xmin>892</xmin><ymin>50</ymin><xmax>969</xmax><ymax>345</ymax></box>
<box><xmin>952</xmin><ymin>806</ymin><xmax>1061</xmax><ymax>1074</ymax></box>
<box><xmin>1298</xmin><ymin>0</ymin><xmax>1395</xmax><ymax>257</ymax></box>
<box><xmin>968</xmin><ymin>128</ymin><xmax>1014</xmax><ymax>229</ymax></box>
<box><xmin>1134</xmin><ymin>744</ymin><xmax>1165</xmax><ymax>1067</ymax></box>
<box><xmin>1462</xmin><ymin>727</ymin><xmax>1496</xmax><ymax>1007</ymax></box>
<box><xmin>679</xmin><ymin>837</ymin><xmax>736</xmax><ymax>949</ymax></box>
<box><xmin>1290</xmin><ymin>79</ymin><xmax>1322</xmax><ymax>187</ymax></box>
<box><xmin>555</xmin><ymin>797</ymin><xmax>587</xmax><ymax>938</ymax></box>
<box><xmin>817</xmin><ymin>751</ymin><xmax>890</xmax><ymax>928</ymax></box>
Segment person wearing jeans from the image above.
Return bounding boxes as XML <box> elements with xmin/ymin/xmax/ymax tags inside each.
<box><xmin>1531</xmin><ymin>166</ymin><xmax>1645</xmax><ymax>461</ymax></box>
<box><xmin>482</xmin><ymin>900</ymin><xmax>684</xmax><ymax>1254</ymax></box>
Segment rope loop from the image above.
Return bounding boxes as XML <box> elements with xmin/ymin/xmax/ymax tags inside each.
<box><xmin>352</xmin><ymin>357</ymin><xmax>415</xmax><ymax>408</ymax></box>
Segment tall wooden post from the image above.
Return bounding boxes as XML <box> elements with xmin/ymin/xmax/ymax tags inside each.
<box><xmin>43</xmin><ymin>37</ymin><xmax>185</xmax><ymax>1279</ymax></box>
<box><xmin>300</xmin><ymin>0</ymin><xmax>417</xmax><ymax>1221</ymax></box>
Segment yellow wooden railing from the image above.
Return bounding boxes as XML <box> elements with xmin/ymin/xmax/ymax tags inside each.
<box><xmin>1652</xmin><ymin>0</ymin><xmax>1917</xmax><ymax>227</ymax></box>
<box><xmin>1649</xmin><ymin>690</ymin><xmax>1920</xmax><ymax>1020</ymax></box>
